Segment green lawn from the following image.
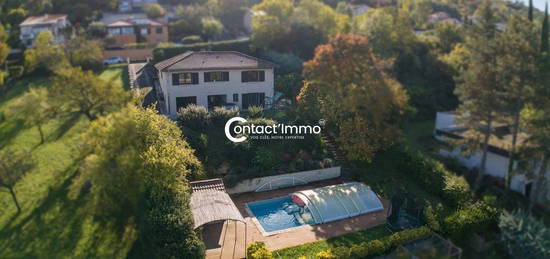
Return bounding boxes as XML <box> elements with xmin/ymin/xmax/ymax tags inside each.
<box><xmin>99</xmin><ymin>64</ymin><xmax>130</xmax><ymax>90</ymax></box>
<box><xmin>274</xmin><ymin>225</ymin><xmax>391</xmax><ymax>259</ymax></box>
<box><xmin>0</xmin><ymin>68</ymin><xmax>134</xmax><ymax>258</ymax></box>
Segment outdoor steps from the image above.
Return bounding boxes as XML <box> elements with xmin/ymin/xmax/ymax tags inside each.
<box><xmin>219</xmin><ymin>220</ymin><xmax>247</xmax><ymax>259</ymax></box>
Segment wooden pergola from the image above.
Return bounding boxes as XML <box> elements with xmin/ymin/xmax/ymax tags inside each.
<box><xmin>190</xmin><ymin>179</ymin><xmax>247</xmax><ymax>259</ymax></box>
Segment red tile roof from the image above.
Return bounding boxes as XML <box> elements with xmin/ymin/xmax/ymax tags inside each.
<box><xmin>106</xmin><ymin>18</ymin><xmax>164</xmax><ymax>27</ymax></box>
<box><xmin>20</xmin><ymin>14</ymin><xmax>67</xmax><ymax>26</ymax></box>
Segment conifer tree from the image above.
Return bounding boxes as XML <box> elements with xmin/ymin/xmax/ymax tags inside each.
<box><xmin>542</xmin><ymin>3</ymin><xmax>549</xmax><ymax>53</ymax></box>
<box><xmin>528</xmin><ymin>0</ymin><xmax>534</xmax><ymax>21</ymax></box>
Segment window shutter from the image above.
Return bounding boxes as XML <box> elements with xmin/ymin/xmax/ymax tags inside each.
<box><xmin>192</xmin><ymin>73</ymin><xmax>199</xmax><ymax>84</ymax></box>
<box><xmin>223</xmin><ymin>72</ymin><xmax>229</xmax><ymax>81</ymax></box>
<box><xmin>241</xmin><ymin>71</ymin><xmax>248</xmax><ymax>82</ymax></box>
<box><xmin>259</xmin><ymin>71</ymin><xmax>265</xmax><ymax>81</ymax></box>
<box><xmin>204</xmin><ymin>72</ymin><xmax>211</xmax><ymax>82</ymax></box>
<box><xmin>172</xmin><ymin>73</ymin><xmax>179</xmax><ymax>85</ymax></box>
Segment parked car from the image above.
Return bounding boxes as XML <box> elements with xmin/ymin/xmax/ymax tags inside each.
<box><xmin>103</xmin><ymin>56</ymin><xmax>125</xmax><ymax>65</ymax></box>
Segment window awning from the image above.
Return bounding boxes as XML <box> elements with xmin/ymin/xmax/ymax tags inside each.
<box><xmin>189</xmin><ymin>179</ymin><xmax>245</xmax><ymax>229</ymax></box>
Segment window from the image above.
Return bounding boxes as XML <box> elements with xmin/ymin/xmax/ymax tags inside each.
<box><xmin>107</xmin><ymin>27</ymin><xmax>121</xmax><ymax>35</ymax></box>
<box><xmin>172</xmin><ymin>73</ymin><xmax>198</xmax><ymax>85</ymax></box>
<box><xmin>122</xmin><ymin>27</ymin><xmax>134</xmax><ymax>34</ymax></box>
<box><xmin>140</xmin><ymin>28</ymin><xmax>149</xmax><ymax>35</ymax></box>
<box><xmin>156</xmin><ymin>27</ymin><xmax>163</xmax><ymax>34</ymax></box>
<box><xmin>241</xmin><ymin>71</ymin><xmax>265</xmax><ymax>82</ymax></box>
<box><xmin>242</xmin><ymin>93</ymin><xmax>265</xmax><ymax>109</ymax></box>
<box><xmin>204</xmin><ymin>71</ymin><xmax>229</xmax><ymax>82</ymax></box>
<box><xmin>207</xmin><ymin>95</ymin><xmax>227</xmax><ymax>110</ymax></box>
<box><xmin>233</xmin><ymin>94</ymin><xmax>239</xmax><ymax>102</ymax></box>
<box><xmin>176</xmin><ymin>96</ymin><xmax>197</xmax><ymax>112</ymax></box>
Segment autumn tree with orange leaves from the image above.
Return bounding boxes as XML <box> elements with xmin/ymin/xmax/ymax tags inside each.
<box><xmin>297</xmin><ymin>34</ymin><xmax>409</xmax><ymax>162</ymax></box>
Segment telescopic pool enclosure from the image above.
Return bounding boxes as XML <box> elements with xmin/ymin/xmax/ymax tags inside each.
<box><xmin>290</xmin><ymin>182</ymin><xmax>384</xmax><ymax>224</ymax></box>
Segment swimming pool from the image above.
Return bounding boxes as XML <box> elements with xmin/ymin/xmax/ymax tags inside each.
<box><xmin>246</xmin><ymin>197</ymin><xmax>308</xmax><ymax>233</ymax></box>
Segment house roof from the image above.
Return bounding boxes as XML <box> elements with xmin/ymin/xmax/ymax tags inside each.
<box><xmin>106</xmin><ymin>18</ymin><xmax>164</xmax><ymax>27</ymax></box>
<box><xmin>154</xmin><ymin>51</ymin><xmax>276</xmax><ymax>72</ymax></box>
<box><xmin>189</xmin><ymin>179</ymin><xmax>245</xmax><ymax>229</ymax></box>
<box><xmin>20</xmin><ymin>14</ymin><xmax>67</xmax><ymax>26</ymax></box>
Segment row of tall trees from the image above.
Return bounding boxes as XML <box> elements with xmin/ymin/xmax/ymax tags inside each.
<box><xmin>452</xmin><ymin>1</ymin><xmax>550</xmax><ymax>207</ymax></box>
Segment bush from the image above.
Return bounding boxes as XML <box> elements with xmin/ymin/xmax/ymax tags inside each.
<box><xmin>247</xmin><ymin>242</ymin><xmax>273</xmax><ymax>259</ymax></box>
<box><xmin>499</xmin><ymin>210</ymin><xmax>550</xmax><ymax>259</ymax></box>
<box><xmin>259</xmin><ymin>49</ymin><xmax>303</xmax><ymax>74</ymax></box>
<box><xmin>365</xmin><ymin>240</ymin><xmax>387</xmax><ymax>256</ymax></box>
<box><xmin>248</xmin><ymin>105</ymin><xmax>263</xmax><ymax>118</ymax></box>
<box><xmin>397</xmin><ymin>148</ymin><xmax>471</xmax><ymax>207</ymax></box>
<box><xmin>316</xmin><ymin>250</ymin><xmax>337</xmax><ymax>259</ymax></box>
<box><xmin>144</xmin><ymin>3</ymin><xmax>166</xmax><ymax>19</ymax></box>
<box><xmin>154</xmin><ymin>38</ymin><xmax>252</xmax><ymax>61</ymax></box>
<box><xmin>443</xmin><ymin>201</ymin><xmax>499</xmax><ymax>242</ymax></box>
<box><xmin>182</xmin><ymin>35</ymin><xmax>203</xmax><ymax>44</ymax></box>
<box><xmin>177</xmin><ymin>104</ymin><xmax>210</xmax><ymax>131</ymax></box>
<box><xmin>423</xmin><ymin>204</ymin><xmax>441</xmax><ymax>232</ymax></box>
<box><xmin>327</xmin><ymin>227</ymin><xmax>431</xmax><ymax>259</ymax></box>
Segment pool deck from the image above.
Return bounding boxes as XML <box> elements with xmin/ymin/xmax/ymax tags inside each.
<box><xmin>203</xmin><ymin>179</ymin><xmax>391</xmax><ymax>259</ymax></box>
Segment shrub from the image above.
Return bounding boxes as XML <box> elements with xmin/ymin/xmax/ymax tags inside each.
<box><xmin>209</xmin><ymin>107</ymin><xmax>238</xmax><ymax>128</ymax></box>
<box><xmin>254</xmin><ymin>147</ymin><xmax>281</xmax><ymax>172</ymax></box>
<box><xmin>258</xmin><ymin>49</ymin><xmax>303</xmax><ymax>74</ymax></box>
<box><xmin>331</xmin><ymin>246</ymin><xmax>350</xmax><ymax>259</ymax></box>
<box><xmin>423</xmin><ymin>204</ymin><xmax>441</xmax><ymax>232</ymax></box>
<box><xmin>316</xmin><ymin>250</ymin><xmax>337</xmax><ymax>259</ymax></box>
<box><xmin>248</xmin><ymin>105</ymin><xmax>263</xmax><ymax>118</ymax></box>
<box><xmin>182</xmin><ymin>35</ymin><xmax>203</xmax><ymax>44</ymax></box>
<box><xmin>177</xmin><ymin>104</ymin><xmax>210</xmax><ymax>131</ymax></box>
<box><xmin>144</xmin><ymin>3</ymin><xmax>166</xmax><ymax>19</ymax></box>
<box><xmin>387</xmin><ymin>226</ymin><xmax>431</xmax><ymax>246</ymax></box>
<box><xmin>397</xmin><ymin>148</ymin><xmax>471</xmax><ymax>207</ymax></box>
<box><xmin>153</xmin><ymin>38</ymin><xmax>252</xmax><ymax>61</ymax></box>
<box><xmin>499</xmin><ymin>210</ymin><xmax>550</xmax><ymax>259</ymax></box>
<box><xmin>365</xmin><ymin>240</ymin><xmax>386</xmax><ymax>256</ymax></box>
<box><xmin>443</xmin><ymin>201</ymin><xmax>499</xmax><ymax>242</ymax></box>
<box><xmin>247</xmin><ymin>242</ymin><xmax>273</xmax><ymax>259</ymax></box>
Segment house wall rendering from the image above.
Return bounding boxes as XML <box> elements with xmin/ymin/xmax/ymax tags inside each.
<box><xmin>19</xmin><ymin>14</ymin><xmax>69</xmax><ymax>48</ymax></box>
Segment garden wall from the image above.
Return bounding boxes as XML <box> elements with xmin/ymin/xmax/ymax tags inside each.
<box><xmin>226</xmin><ymin>166</ymin><xmax>341</xmax><ymax>194</ymax></box>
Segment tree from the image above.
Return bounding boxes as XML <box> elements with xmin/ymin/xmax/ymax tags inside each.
<box><xmin>201</xmin><ymin>17</ymin><xmax>223</xmax><ymax>41</ymax></box>
<box><xmin>6</xmin><ymin>8</ymin><xmax>27</xmax><ymax>26</ymax></box>
<box><xmin>298</xmin><ymin>34</ymin><xmax>408</xmax><ymax>161</ymax></box>
<box><xmin>78</xmin><ymin>104</ymin><xmax>205</xmax><ymax>257</ymax></box>
<box><xmin>65</xmin><ymin>36</ymin><xmax>103</xmax><ymax>70</ymax></box>
<box><xmin>0</xmin><ymin>149</ymin><xmax>34</xmax><ymax>213</ymax></box>
<box><xmin>453</xmin><ymin>1</ymin><xmax>502</xmax><ymax>192</ymax></box>
<box><xmin>0</xmin><ymin>24</ymin><xmax>10</xmax><ymax>67</ymax></box>
<box><xmin>496</xmin><ymin>15</ymin><xmax>540</xmax><ymax>188</ymax></box>
<box><xmin>542</xmin><ymin>3</ymin><xmax>549</xmax><ymax>53</ymax></box>
<box><xmin>528</xmin><ymin>0</ymin><xmax>534</xmax><ymax>21</ymax></box>
<box><xmin>251</xmin><ymin>0</ymin><xmax>294</xmax><ymax>50</ymax></box>
<box><xmin>24</xmin><ymin>30</ymin><xmax>69</xmax><ymax>73</ymax></box>
<box><xmin>144</xmin><ymin>3</ymin><xmax>166</xmax><ymax>19</ymax></box>
<box><xmin>293</xmin><ymin>0</ymin><xmax>350</xmax><ymax>38</ymax></box>
<box><xmin>50</xmin><ymin>67</ymin><xmax>129</xmax><ymax>120</ymax></box>
<box><xmin>9</xmin><ymin>87</ymin><xmax>58</xmax><ymax>144</ymax></box>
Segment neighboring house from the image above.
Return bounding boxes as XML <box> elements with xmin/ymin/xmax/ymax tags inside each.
<box><xmin>427</xmin><ymin>12</ymin><xmax>463</xmax><ymax>27</ymax></box>
<box><xmin>434</xmin><ymin>112</ymin><xmax>550</xmax><ymax>205</ymax></box>
<box><xmin>19</xmin><ymin>14</ymin><xmax>70</xmax><ymax>48</ymax></box>
<box><xmin>154</xmin><ymin>51</ymin><xmax>276</xmax><ymax>117</ymax></box>
<box><xmin>119</xmin><ymin>0</ymin><xmax>158</xmax><ymax>12</ymax></box>
<box><xmin>106</xmin><ymin>18</ymin><xmax>168</xmax><ymax>47</ymax></box>
<box><xmin>350</xmin><ymin>4</ymin><xmax>371</xmax><ymax>17</ymax></box>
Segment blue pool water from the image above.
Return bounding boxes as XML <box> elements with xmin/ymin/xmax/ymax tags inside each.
<box><xmin>247</xmin><ymin>197</ymin><xmax>303</xmax><ymax>232</ymax></box>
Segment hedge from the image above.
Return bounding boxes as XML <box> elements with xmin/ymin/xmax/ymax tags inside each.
<box><xmin>443</xmin><ymin>201</ymin><xmax>499</xmax><ymax>242</ymax></box>
<box><xmin>396</xmin><ymin>148</ymin><xmax>471</xmax><ymax>207</ymax></box>
<box><xmin>153</xmin><ymin>38</ymin><xmax>252</xmax><ymax>61</ymax></box>
<box><xmin>317</xmin><ymin>227</ymin><xmax>431</xmax><ymax>259</ymax></box>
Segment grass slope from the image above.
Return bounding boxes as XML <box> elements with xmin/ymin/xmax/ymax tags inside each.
<box><xmin>0</xmin><ymin>66</ymin><xmax>134</xmax><ymax>259</ymax></box>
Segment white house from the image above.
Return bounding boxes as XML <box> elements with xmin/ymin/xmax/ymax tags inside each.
<box><xmin>154</xmin><ymin>51</ymin><xmax>276</xmax><ymax>117</ymax></box>
<box><xmin>19</xmin><ymin>14</ymin><xmax>70</xmax><ymax>48</ymax></box>
<box><xmin>434</xmin><ymin>112</ymin><xmax>550</xmax><ymax>205</ymax></box>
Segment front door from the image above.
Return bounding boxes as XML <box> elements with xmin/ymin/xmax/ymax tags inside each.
<box><xmin>208</xmin><ymin>95</ymin><xmax>227</xmax><ymax>110</ymax></box>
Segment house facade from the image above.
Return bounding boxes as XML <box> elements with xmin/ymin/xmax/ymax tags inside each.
<box><xmin>118</xmin><ymin>0</ymin><xmax>158</xmax><ymax>12</ymax></box>
<box><xmin>154</xmin><ymin>51</ymin><xmax>276</xmax><ymax>118</ymax></box>
<box><xmin>106</xmin><ymin>18</ymin><xmax>168</xmax><ymax>47</ymax></box>
<box><xmin>19</xmin><ymin>14</ymin><xmax>70</xmax><ymax>48</ymax></box>
<box><xmin>434</xmin><ymin>112</ymin><xmax>550</xmax><ymax>205</ymax></box>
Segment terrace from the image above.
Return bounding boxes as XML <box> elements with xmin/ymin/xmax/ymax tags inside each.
<box><xmin>192</xmin><ymin>178</ymin><xmax>390</xmax><ymax>259</ymax></box>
